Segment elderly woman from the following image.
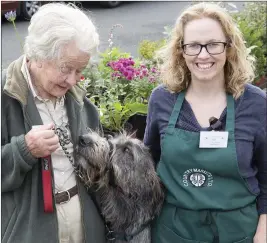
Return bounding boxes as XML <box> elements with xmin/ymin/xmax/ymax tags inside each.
<box><xmin>144</xmin><ymin>2</ymin><xmax>266</xmax><ymax>243</ymax></box>
<box><xmin>2</xmin><ymin>3</ymin><xmax>106</xmax><ymax>243</ymax></box>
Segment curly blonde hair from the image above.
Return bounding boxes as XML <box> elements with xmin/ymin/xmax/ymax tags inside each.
<box><xmin>158</xmin><ymin>2</ymin><xmax>255</xmax><ymax>98</ymax></box>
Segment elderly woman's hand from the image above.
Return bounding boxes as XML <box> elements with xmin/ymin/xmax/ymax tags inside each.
<box><xmin>25</xmin><ymin>123</ymin><xmax>60</xmax><ymax>158</ymax></box>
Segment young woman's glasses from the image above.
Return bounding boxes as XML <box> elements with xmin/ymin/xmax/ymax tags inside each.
<box><xmin>182</xmin><ymin>42</ymin><xmax>228</xmax><ymax>56</ymax></box>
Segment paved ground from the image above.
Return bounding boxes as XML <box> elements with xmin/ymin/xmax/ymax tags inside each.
<box><xmin>1</xmin><ymin>1</ymin><xmax>245</xmax><ymax>69</ymax></box>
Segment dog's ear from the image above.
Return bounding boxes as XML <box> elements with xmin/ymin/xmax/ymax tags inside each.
<box><xmin>122</xmin><ymin>129</ymin><xmax>136</xmax><ymax>139</ymax></box>
<box><xmin>104</xmin><ymin>134</ymin><xmax>113</xmax><ymax>140</ymax></box>
<box><xmin>128</xmin><ymin>130</ymin><xmax>137</xmax><ymax>138</ymax></box>
<box><xmin>86</xmin><ymin>127</ymin><xmax>93</xmax><ymax>133</ymax></box>
<box><xmin>106</xmin><ymin>134</ymin><xmax>113</xmax><ymax>140</ymax></box>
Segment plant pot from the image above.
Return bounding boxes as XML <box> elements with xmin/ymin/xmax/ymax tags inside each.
<box><xmin>127</xmin><ymin>114</ymin><xmax>147</xmax><ymax>140</ymax></box>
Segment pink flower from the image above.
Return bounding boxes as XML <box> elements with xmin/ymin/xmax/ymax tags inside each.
<box><xmin>149</xmin><ymin>77</ymin><xmax>155</xmax><ymax>83</ymax></box>
<box><xmin>142</xmin><ymin>69</ymin><xmax>148</xmax><ymax>76</ymax></box>
<box><xmin>117</xmin><ymin>63</ymin><xmax>123</xmax><ymax>69</ymax></box>
<box><xmin>151</xmin><ymin>67</ymin><xmax>157</xmax><ymax>73</ymax></box>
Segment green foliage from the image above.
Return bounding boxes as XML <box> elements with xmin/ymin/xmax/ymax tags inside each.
<box><xmin>126</xmin><ymin>76</ymin><xmax>157</xmax><ymax>104</ymax></box>
<box><xmin>231</xmin><ymin>2</ymin><xmax>267</xmax><ymax>83</ymax></box>
<box><xmin>97</xmin><ymin>101</ymin><xmax>148</xmax><ymax>131</ymax></box>
<box><xmin>82</xmin><ymin>47</ymin><xmax>159</xmax><ymax>132</ymax></box>
<box><xmin>162</xmin><ymin>25</ymin><xmax>173</xmax><ymax>40</ymax></box>
<box><xmin>80</xmin><ymin>61</ymin><xmax>101</xmax><ymax>93</ymax></box>
<box><xmin>138</xmin><ymin>39</ymin><xmax>166</xmax><ymax>61</ymax></box>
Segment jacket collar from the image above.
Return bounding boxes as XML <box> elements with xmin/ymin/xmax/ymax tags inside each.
<box><xmin>3</xmin><ymin>55</ymin><xmax>87</xmax><ymax>106</ymax></box>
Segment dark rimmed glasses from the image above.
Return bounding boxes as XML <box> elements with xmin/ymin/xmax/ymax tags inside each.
<box><xmin>182</xmin><ymin>42</ymin><xmax>228</xmax><ymax>56</ymax></box>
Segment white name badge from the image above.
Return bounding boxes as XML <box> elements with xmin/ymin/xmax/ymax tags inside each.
<box><xmin>199</xmin><ymin>131</ymin><xmax>229</xmax><ymax>148</ymax></box>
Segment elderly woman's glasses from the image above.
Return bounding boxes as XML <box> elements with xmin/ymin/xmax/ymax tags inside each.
<box><xmin>57</xmin><ymin>63</ymin><xmax>84</xmax><ymax>76</ymax></box>
<box><xmin>182</xmin><ymin>42</ymin><xmax>228</xmax><ymax>56</ymax></box>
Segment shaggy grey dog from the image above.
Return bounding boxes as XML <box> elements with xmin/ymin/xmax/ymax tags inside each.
<box><xmin>75</xmin><ymin>131</ymin><xmax>164</xmax><ymax>243</ymax></box>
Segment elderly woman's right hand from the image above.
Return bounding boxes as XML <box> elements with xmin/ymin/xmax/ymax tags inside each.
<box><xmin>25</xmin><ymin>123</ymin><xmax>60</xmax><ymax>158</ymax></box>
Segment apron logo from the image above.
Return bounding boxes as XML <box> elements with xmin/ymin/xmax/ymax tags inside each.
<box><xmin>182</xmin><ymin>168</ymin><xmax>213</xmax><ymax>187</ymax></box>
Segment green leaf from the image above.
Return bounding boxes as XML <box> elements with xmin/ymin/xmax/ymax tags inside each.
<box><xmin>113</xmin><ymin>102</ymin><xmax>122</xmax><ymax>111</ymax></box>
<box><xmin>126</xmin><ymin>102</ymin><xmax>148</xmax><ymax>115</ymax></box>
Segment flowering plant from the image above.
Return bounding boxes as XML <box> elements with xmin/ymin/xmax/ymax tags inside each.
<box><xmin>82</xmin><ymin>47</ymin><xmax>160</xmax><ymax>132</ymax></box>
<box><xmin>79</xmin><ymin>22</ymin><xmax>162</xmax><ymax>133</ymax></box>
<box><xmin>107</xmin><ymin>56</ymin><xmax>160</xmax><ymax>104</ymax></box>
<box><xmin>4</xmin><ymin>10</ymin><xmax>23</xmax><ymax>50</ymax></box>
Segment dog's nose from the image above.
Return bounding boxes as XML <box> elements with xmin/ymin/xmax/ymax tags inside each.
<box><xmin>79</xmin><ymin>135</ymin><xmax>92</xmax><ymax>147</ymax></box>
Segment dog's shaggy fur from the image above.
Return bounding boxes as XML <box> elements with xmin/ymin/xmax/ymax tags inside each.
<box><xmin>75</xmin><ymin>131</ymin><xmax>164</xmax><ymax>243</ymax></box>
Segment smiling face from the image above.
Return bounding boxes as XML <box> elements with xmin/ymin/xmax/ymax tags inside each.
<box><xmin>182</xmin><ymin>17</ymin><xmax>227</xmax><ymax>83</ymax></box>
<box><xmin>31</xmin><ymin>41</ymin><xmax>90</xmax><ymax>100</ymax></box>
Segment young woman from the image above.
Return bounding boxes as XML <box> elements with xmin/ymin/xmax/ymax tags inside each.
<box><xmin>144</xmin><ymin>3</ymin><xmax>266</xmax><ymax>243</ymax></box>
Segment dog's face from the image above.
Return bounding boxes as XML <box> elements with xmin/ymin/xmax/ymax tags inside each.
<box><xmin>75</xmin><ymin>131</ymin><xmax>111</xmax><ymax>187</ymax></box>
<box><xmin>75</xmin><ymin>131</ymin><xmax>159</xmax><ymax>194</ymax></box>
<box><xmin>76</xmin><ymin>131</ymin><xmax>110</xmax><ymax>171</ymax></box>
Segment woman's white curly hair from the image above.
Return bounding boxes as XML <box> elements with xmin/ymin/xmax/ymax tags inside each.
<box><xmin>24</xmin><ymin>2</ymin><xmax>99</xmax><ymax>61</ymax></box>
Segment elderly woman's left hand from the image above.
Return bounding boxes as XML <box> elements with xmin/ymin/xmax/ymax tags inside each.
<box><xmin>253</xmin><ymin>214</ymin><xmax>266</xmax><ymax>243</ymax></box>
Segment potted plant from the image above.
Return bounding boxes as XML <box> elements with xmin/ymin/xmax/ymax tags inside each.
<box><xmin>81</xmin><ymin>47</ymin><xmax>161</xmax><ymax>139</ymax></box>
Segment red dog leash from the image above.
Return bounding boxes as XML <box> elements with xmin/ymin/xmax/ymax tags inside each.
<box><xmin>42</xmin><ymin>156</ymin><xmax>54</xmax><ymax>213</ymax></box>
<box><xmin>32</xmin><ymin>125</ymin><xmax>54</xmax><ymax>213</ymax></box>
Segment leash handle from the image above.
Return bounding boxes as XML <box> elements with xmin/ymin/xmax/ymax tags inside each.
<box><xmin>42</xmin><ymin>156</ymin><xmax>54</xmax><ymax>213</ymax></box>
<box><xmin>32</xmin><ymin>125</ymin><xmax>54</xmax><ymax>213</ymax></box>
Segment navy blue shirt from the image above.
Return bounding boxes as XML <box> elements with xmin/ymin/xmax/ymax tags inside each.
<box><xmin>144</xmin><ymin>83</ymin><xmax>267</xmax><ymax>214</ymax></box>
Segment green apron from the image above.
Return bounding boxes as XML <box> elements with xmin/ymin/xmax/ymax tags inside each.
<box><xmin>152</xmin><ymin>91</ymin><xmax>258</xmax><ymax>243</ymax></box>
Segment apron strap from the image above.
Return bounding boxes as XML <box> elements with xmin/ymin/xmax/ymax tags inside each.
<box><xmin>166</xmin><ymin>91</ymin><xmax>185</xmax><ymax>134</ymax></box>
<box><xmin>166</xmin><ymin>90</ymin><xmax>235</xmax><ymax>134</ymax></box>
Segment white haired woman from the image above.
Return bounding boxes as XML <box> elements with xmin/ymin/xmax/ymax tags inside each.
<box><xmin>144</xmin><ymin>2</ymin><xmax>266</xmax><ymax>243</ymax></box>
<box><xmin>2</xmin><ymin>3</ymin><xmax>106</xmax><ymax>243</ymax></box>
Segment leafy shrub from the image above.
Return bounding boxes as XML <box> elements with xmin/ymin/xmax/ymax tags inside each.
<box><xmin>138</xmin><ymin>39</ymin><xmax>166</xmax><ymax>63</ymax></box>
<box><xmin>231</xmin><ymin>2</ymin><xmax>266</xmax><ymax>84</ymax></box>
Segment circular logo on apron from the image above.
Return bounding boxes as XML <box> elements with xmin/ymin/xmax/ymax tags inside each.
<box><xmin>190</xmin><ymin>173</ymin><xmax>206</xmax><ymax>187</ymax></box>
<box><xmin>182</xmin><ymin>168</ymin><xmax>213</xmax><ymax>187</ymax></box>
